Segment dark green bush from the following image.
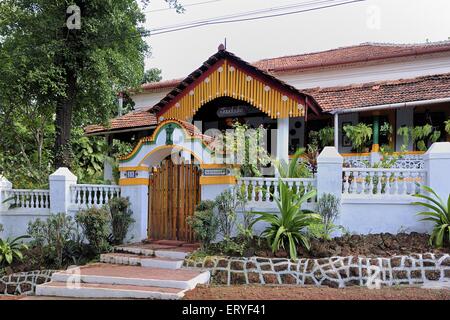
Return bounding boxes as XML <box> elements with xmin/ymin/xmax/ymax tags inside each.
<box><xmin>108</xmin><ymin>197</ymin><xmax>134</xmax><ymax>245</ymax></box>
<box><xmin>188</xmin><ymin>200</ymin><xmax>218</xmax><ymax>250</ymax></box>
<box><xmin>76</xmin><ymin>207</ymin><xmax>111</xmax><ymax>254</ymax></box>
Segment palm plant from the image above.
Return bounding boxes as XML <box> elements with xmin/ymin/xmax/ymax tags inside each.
<box><xmin>0</xmin><ymin>235</ymin><xmax>29</xmax><ymax>265</ymax></box>
<box><xmin>253</xmin><ymin>180</ymin><xmax>321</xmax><ymax>259</ymax></box>
<box><xmin>276</xmin><ymin>148</ymin><xmax>312</xmax><ymax>178</ymax></box>
<box><xmin>412</xmin><ymin>185</ymin><xmax>450</xmax><ymax>248</ymax></box>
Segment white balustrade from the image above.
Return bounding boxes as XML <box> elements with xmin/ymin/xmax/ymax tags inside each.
<box><xmin>342</xmin><ymin>168</ymin><xmax>426</xmax><ymax>197</ymax></box>
<box><xmin>2</xmin><ymin>189</ymin><xmax>50</xmax><ymax>209</ymax></box>
<box><xmin>237</xmin><ymin>177</ymin><xmax>317</xmax><ymax>204</ymax></box>
<box><xmin>70</xmin><ymin>184</ymin><xmax>121</xmax><ymax>207</ymax></box>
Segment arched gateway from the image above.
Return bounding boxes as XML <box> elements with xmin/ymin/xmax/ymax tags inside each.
<box><xmin>118</xmin><ymin>46</ymin><xmax>320</xmax><ymax>241</ymax></box>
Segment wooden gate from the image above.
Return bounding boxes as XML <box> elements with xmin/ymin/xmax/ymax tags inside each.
<box><xmin>148</xmin><ymin>160</ymin><xmax>201</xmax><ymax>242</ymax></box>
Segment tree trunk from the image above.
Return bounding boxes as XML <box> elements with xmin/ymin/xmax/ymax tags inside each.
<box><xmin>54</xmin><ymin>71</ymin><xmax>77</xmax><ymax>169</ymax></box>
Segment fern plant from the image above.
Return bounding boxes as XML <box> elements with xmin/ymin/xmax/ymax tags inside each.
<box><xmin>253</xmin><ymin>180</ymin><xmax>321</xmax><ymax>259</ymax></box>
<box><xmin>445</xmin><ymin>119</ymin><xmax>450</xmax><ymax>135</ymax></box>
<box><xmin>412</xmin><ymin>185</ymin><xmax>449</xmax><ymax>248</ymax></box>
<box><xmin>343</xmin><ymin>123</ymin><xmax>373</xmax><ymax>153</ymax></box>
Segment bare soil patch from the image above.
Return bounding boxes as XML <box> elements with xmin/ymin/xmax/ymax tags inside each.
<box><xmin>184</xmin><ymin>285</ymin><xmax>450</xmax><ymax>300</ymax></box>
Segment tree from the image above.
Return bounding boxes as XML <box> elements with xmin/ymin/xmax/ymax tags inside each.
<box><xmin>0</xmin><ymin>0</ymin><xmax>182</xmax><ymax>168</ymax></box>
<box><xmin>142</xmin><ymin>68</ymin><xmax>162</xmax><ymax>84</ymax></box>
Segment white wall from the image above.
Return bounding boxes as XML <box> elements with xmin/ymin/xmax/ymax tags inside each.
<box><xmin>132</xmin><ymin>91</ymin><xmax>171</xmax><ymax>110</ymax></box>
<box><xmin>339</xmin><ymin>199</ymin><xmax>432</xmax><ymax>235</ymax></box>
<box><xmin>0</xmin><ymin>210</ymin><xmax>51</xmax><ymax>239</ymax></box>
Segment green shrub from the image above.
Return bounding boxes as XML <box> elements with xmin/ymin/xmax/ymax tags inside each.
<box><xmin>188</xmin><ymin>200</ymin><xmax>218</xmax><ymax>250</ymax></box>
<box><xmin>311</xmin><ymin>193</ymin><xmax>341</xmax><ymax>240</ymax></box>
<box><xmin>76</xmin><ymin>207</ymin><xmax>111</xmax><ymax>254</ymax></box>
<box><xmin>0</xmin><ymin>223</ymin><xmax>3</xmax><ymax>233</ymax></box>
<box><xmin>343</xmin><ymin>123</ymin><xmax>373</xmax><ymax>153</ymax></box>
<box><xmin>412</xmin><ymin>185</ymin><xmax>449</xmax><ymax>248</ymax></box>
<box><xmin>108</xmin><ymin>197</ymin><xmax>134</xmax><ymax>245</ymax></box>
<box><xmin>254</xmin><ymin>180</ymin><xmax>321</xmax><ymax>259</ymax></box>
<box><xmin>276</xmin><ymin>148</ymin><xmax>312</xmax><ymax>179</ymax></box>
<box><xmin>27</xmin><ymin>213</ymin><xmax>83</xmax><ymax>268</ymax></box>
<box><xmin>0</xmin><ymin>235</ymin><xmax>29</xmax><ymax>266</ymax></box>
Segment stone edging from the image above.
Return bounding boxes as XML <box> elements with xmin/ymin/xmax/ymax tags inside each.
<box><xmin>184</xmin><ymin>253</ymin><xmax>450</xmax><ymax>288</ymax></box>
<box><xmin>0</xmin><ymin>270</ymin><xmax>54</xmax><ymax>296</ymax></box>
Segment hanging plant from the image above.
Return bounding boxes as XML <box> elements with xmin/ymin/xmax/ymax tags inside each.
<box><xmin>343</xmin><ymin>123</ymin><xmax>373</xmax><ymax>153</ymax></box>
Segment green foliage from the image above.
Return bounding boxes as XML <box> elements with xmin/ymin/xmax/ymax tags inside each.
<box><xmin>445</xmin><ymin>119</ymin><xmax>450</xmax><ymax>135</ymax></box>
<box><xmin>71</xmin><ymin>128</ymin><xmax>106</xmax><ymax>184</ymax></box>
<box><xmin>311</xmin><ymin>193</ymin><xmax>341</xmax><ymax>240</ymax></box>
<box><xmin>27</xmin><ymin>213</ymin><xmax>83</xmax><ymax>268</ymax></box>
<box><xmin>0</xmin><ymin>236</ymin><xmax>29</xmax><ymax>266</ymax></box>
<box><xmin>276</xmin><ymin>148</ymin><xmax>312</xmax><ymax>178</ymax></box>
<box><xmin>216</xmin><ymin>122</ymin><xmax>272</xmax><ymax>177</ymax></box>
<box><xmin>397</xmin><ymin>125</ymin><xmax>441</xmax><ymax>151</ymax></box>
<box><xmin>343</xmin><ymin>123</ymin><xmax>373</xmax><ymax>153</ymax></box>
<box><xmin>412</xmin><ymin>185</ymin><xmax>450</xmax><ymax>248</ymax></box>
<box><xmin>76</xmin><ymin>207</ymin><xmax>112</xmax><ymax>254</ymax></box>
<box><xmin>308</xmin><ymin>126</ymin><xmax>334</xmax><ymax>150</ymax></box>
<box><xmin>254</xmin><ymin>180</ymin><xmax>321</xmax><ymax>259</ymax></box>
<box><xmin>108</xmin><ymin>197</ymin><xmax>135</xmax><ymax>245</ymax></box>
<box><xmin>215</xmin><ymin>190</ymin><xmax>239</xmax><ymax>239</ymax></box>
<box><xmin>142</xmin><ymin>68</ymin><xmax>163</xmax><ymax>84</ymax></box>
<box><xmin>188</xmin><ymin>201</ymin><xmax>219</xmax><ymax>250</ymax></box>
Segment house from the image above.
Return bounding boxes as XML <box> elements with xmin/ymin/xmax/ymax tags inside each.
<box><xmin>2</xmin><ymin>42</ymin><xmax>449</xmax><ymax>243</ymax></box>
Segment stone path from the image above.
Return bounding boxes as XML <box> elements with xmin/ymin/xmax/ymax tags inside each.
<box><xmin>35</xmin><ymin>240</ymin><xmax>208</xmax><ymax>300</ymax></box>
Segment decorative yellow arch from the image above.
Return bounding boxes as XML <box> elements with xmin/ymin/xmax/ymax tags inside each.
<box><xmin>158</xmin><ymin>60</ymin><xmax>305</xmax><ymax>121</ymax></box>
<box><xmin>138</xmin><ymin>145</ymin><xmax>204</xmax><ymax>167</ymax></box>
<box><xmin>119</xmin><ymin>119</ymin><xmax>214</xmax><ymax>162</ymax></box>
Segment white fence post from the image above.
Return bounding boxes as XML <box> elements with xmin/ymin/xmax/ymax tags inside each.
<box><xmin>49</xmin><ymin>167</ymin><xmax>77</xmax><ymax>214</ymax></box>
<box><xmin>0</xmin><ymin>175</ymin><xmax>12</xmax><ymax>211</ymax></box>
<box><xmin>317</xmin><ymin>147</ymin><xmax>343</xmax><ymax>199</ymax></box>
<box><xmin>424</xmin><ymin>142</ymin><xmax>450</xmax><ymax>200</ymax></box>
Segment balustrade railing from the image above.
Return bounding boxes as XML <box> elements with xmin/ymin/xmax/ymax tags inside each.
<box><xmin>342</xmin><ymin>168</ymin><xmax>426</xmax><ymax>197</ymax></box>
<box><xmin>70</xmin><ymin>184</ymin><xmax>121</xmax><ymax>207</ymax></box>
<box><xmin>2</xmin><ymin>189</ymin><xmax>50</xmax><ymax>209</ymax></box>
<box><xmin>237</xmin><ymin>177</ymin><xmax>317</xmax><ymax>204</ymax></box>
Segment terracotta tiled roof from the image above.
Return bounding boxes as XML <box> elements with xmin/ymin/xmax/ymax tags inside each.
<box><xmin>139</xmin><ymin>42</ymin><xmax>450</xmax><ymax>93</ymax></box>
<box><xmin>305</xmin><ymin>73</ymin><xmax>450</xmax><ymax>112</ymax></box>
<box><xmin>84</xmin><ymin>110</ymin><xmax>157</xmax><ymax>134</ymax></box>
<box><xmin>253</xmin><ymin>41</ymin><xmax>450</xmax><ymax>73</ymax></box>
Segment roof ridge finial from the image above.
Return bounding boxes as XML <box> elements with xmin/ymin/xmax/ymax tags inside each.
<box><xmin>218</xmin><ymin>43</ymin><xmax>225</xmax><ymax>51</ymax></box>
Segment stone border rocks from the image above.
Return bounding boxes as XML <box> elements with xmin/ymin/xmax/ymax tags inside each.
<box><xmin>184</xmin><ymin>253</ymin><xmax>450</xmax><ymax>288</ymax></box>
<box><xmin>0</xmin><ymin>270</ymin><xmax>54</xmax><ymax>296</ymax></box>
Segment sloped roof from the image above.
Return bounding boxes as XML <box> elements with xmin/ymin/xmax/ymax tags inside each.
<box><xmin>253</xmin><ymin>41</ymin><xmax>450</xmax><ymax>73</ymax></box>
<box><xmin>152</xmin><ymin>45</ymin><xmax>321</xmax><ymax>117</ymax></box>
<box><xmin>139</xmin><ymin>41</ymin><xmax>450</xmax><ymax>92</ymax></box>
<box><xmin>305</xmin><ymin>73</ymin><xmax>450</xmax><ymax>112</ymax></box>
<box><xmin>85</xmin><ymin>110</ymin><xmax>157</xmax><ymax>135</ymax></box>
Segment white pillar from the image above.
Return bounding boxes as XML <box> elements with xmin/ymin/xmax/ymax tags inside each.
<box><xmin>49</xmin><ymin>167</ymin><xmax>77</xmax><ymax>214</ymax></box>
<box><xmin>424</xmin><ymin>142</ymin><xmax>450</xmax><ymax>200</ymax></box>
<box><xmin>317</xmin><ymin>147</ymin><xmax>343</xmax><ymax>198</ymax></box>
<box><xmin>0</xmin><ymin>175</ymin><xmax>12</xmax><ymax>211</ymax></box>
<box><xmin>103</xmin><ymin>159</ymin><xmax>114</xmax><ymax>182</ymax></box>
<box><xmin>119</xmin><ymin>169</ymin><xmax>150</xmax><ymax>242</ymax></box>
<box><xmin>334</xmin><ymin>113</ymin><xmax>339</xmax><ymax>149</ymax></box>
<box><xmin>276</xmin><ymin>117</ymin><xmax>289</xmax><ymax>163</ymax></box>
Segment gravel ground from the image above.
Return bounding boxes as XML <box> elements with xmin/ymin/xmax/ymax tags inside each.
<box><xmin>183</xmin><ymin>285</ymin><xmax>450</xmax><ymax>300</ymax></box>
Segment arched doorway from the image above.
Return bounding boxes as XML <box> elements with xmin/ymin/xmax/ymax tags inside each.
<box><xmin>146</xmin><ymin>151</ymin><xmax>201</xmax><ymax>242</ymax></box>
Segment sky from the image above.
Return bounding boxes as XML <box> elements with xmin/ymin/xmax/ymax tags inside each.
<box><xmin>142</xmin><ymin>0</ymin><xmax>450</xmax><ymax>80</ymax></box>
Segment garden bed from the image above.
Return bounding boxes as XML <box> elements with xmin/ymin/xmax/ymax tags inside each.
<box><xmin>206</xmin><ymin>232</ymin><xmax>450</xmax><ymax>259</ymax></box>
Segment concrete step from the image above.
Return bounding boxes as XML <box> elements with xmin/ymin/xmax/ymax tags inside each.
<box><xmin>155</xmin><ymin>247</ymin><xmax>193</xmax><ymax>260</ymax></box>
<box><xmin>36</xmin><ymin>281</ymin><xmax>185</xmax><ymax>300</ymax></box>
<box><xmin>100</xmin><ymin>253</ymin><xmax>184</xmax><ymax>270</ymax></box>
<box><xmin>45</xmin><ymin>264</ymin><xmax>210</xmax><ymax>290</ymax></box>
<box><xmin>114</xmin><ymin>244</ymin><xmax>178</xmax><ymax>256</ymax></box>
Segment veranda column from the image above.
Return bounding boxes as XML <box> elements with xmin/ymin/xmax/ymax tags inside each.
<box><xmin>334</xmin><ymin>113</ymin><xmax>339</xmax><ymax>149</ymax></box>
<box><xmin>317</xmin><ymin>147</ymin><xmax>343</xmax><ymax>198</ymax></box>
<box><xmin>276</xmin><ymin>117</ymin><xmax>289</xmax><ymax>172</ymax></box>
<box><xmin>424</xmin><ymin>142</ymin><xmax>450</xmax><ymax>199</ymax></box>
<box><xmin>370</xmin><ymin>115</ymin><xmax>382</xmax><ymax>165</ymax></box>
<box><xmin>49</xmin><ymin>167</ymin><xmax>77</xmax><ymax>215</ymax></box>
